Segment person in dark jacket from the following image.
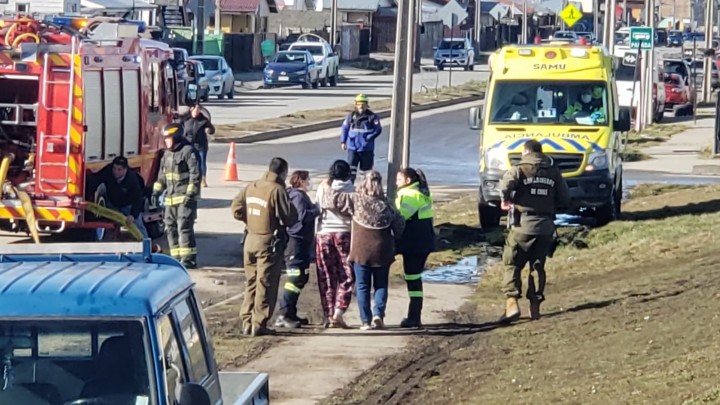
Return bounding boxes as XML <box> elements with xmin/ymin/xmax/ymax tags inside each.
<box><xmin>105</xmin><ymin>156</ymin><xmax>148</xmax><ymax>239</ymax></box>
<box><xmin>276</xmin><ymin>170</ymin><xmax>320</xmax><ymax>329</ymax></box>
<box><xmin>395</xmin><ymin>167</ymin><xmax>435</xmax><ymax>328</ymax></box>
<box><xmin>323</xmin><ymin>170</ymin><xmax>405</xmax><ymax>330</ymax></box>
<box><xmin>182</xmin><ymin>103</ymin><xmax>214</xmax><ymax>187</ymax></box>
<box><xmin>152</xmin><ymin>123</ymin><xmax>201</xmax><ymax>268</ymax></box>
<box><xmin>499</xmin><ymin>139</ymin><xmax>570</xmax><ymax>321</ymax></box>
<box><xmin>340</xmin><ymin>94</ymin><xmax>382</xmax><ymax>183</ymax></box>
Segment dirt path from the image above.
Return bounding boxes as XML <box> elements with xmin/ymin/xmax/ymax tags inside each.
<box><xmin>230</xmin><ymin>281</ymin><xmax>474</xmax><ymax>404</ymax></box>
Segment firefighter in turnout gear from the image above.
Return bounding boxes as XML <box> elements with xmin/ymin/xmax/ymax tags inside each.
<box><xmin>153</xmin><ymin>123</ymin><xmax>201</xmax><ymax>268</ymax></box>
<box><xmin>231</xmin><ymin>157</ymin><xmax>299</xmax><ymax>337</ymax></box>
<box><xmin>395</xmin><ymin>168</ymin><xmax>435</xmax><ymax>328</ymax></box>
<box><xmin>499</xmin><ymin>140</ymin><xmax>570</xmax><ymax>321</ymax></box>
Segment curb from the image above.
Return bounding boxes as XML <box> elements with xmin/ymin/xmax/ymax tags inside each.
<box><xmin>213</xmin><ymin>95</ymin><xmax>482</xmax><ymax>144</ymax></box>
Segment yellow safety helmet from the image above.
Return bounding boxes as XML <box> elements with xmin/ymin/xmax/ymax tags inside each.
<box><xmin>355</xmin><ymin>93</ymin><xmax>369</xmax><ymax>104</ymax></box>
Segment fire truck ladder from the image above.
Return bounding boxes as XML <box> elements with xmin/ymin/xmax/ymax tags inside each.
<box><xmin>38</xmin><ymin>36</ymin><xmax>78</xmax><ymax>193</ymax></box>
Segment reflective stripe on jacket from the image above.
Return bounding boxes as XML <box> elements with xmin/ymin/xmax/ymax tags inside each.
<box><xmin>395</xmin><ymin>183</ymin><xmax>435</xmax><ymax>255</ymax></box>
<box><xmin>152</xmin><ymin>141</ymin><xmax>201</xmax><ymax>205</ymax></box>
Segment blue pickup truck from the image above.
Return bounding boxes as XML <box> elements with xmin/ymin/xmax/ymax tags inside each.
<box><xmin>0</xmin><ymin>240</ymin><xmax>268</xmax><ymax>405</ymax></box>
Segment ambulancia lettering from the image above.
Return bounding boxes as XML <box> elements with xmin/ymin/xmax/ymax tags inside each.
<box><xmin>502</xmin><ymin>133</ymin><xmax>591</xmax><ymax>141</ymax></box>
<box><xmin>533</xmin><ymin>64</ymin><xmax>566</xmax><ymax>70</ymax></box>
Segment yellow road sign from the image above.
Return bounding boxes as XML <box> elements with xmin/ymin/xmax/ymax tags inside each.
<box><xmin>560</xmin><ymin>4</ymin><xmax>583</xmax><ymax>28</ymax></box>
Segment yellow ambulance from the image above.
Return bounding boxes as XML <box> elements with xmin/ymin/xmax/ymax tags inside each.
<box><xmin>469</xmin><ymin>44</ymin><xmax>631</xmax><ymax>228</ymax></box>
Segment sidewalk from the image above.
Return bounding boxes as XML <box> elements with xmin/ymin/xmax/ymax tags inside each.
<box><xmin>624</xmin><ymin>113</ymin><xmax>720</xmax><ymax>176</ymax></box>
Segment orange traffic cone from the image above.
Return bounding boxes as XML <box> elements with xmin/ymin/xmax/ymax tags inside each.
<box><xmin>224</xmin><ymin>142</ymin><xmax>239</xmax><ymax>181</ymax></box>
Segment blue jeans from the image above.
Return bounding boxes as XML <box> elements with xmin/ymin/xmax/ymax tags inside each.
<box><xmin>353</xmin><ymin>263</ymin><xmax>389</xmax><ymax>324</ymax></box>
<box><xmin>111</xmin><ymin>204</ymin><xmax>149</xmax><ymax>239</ymax></box>
<box><xmin>198</xmin><ymin>149</ymin><xmax>208</xmax><ymax>178</ymax></box>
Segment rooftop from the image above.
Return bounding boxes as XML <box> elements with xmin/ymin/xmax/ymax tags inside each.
<box><xmin>0</xmin><ymin>243</ymin><xmax>193</xmax><ymax>318</ymax></box>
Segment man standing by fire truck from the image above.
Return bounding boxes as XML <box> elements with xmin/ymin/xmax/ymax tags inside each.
<box><xmin>153</xmin><ymin>123</ymin><xmax>201</xmax><ymax>268</ymax></box>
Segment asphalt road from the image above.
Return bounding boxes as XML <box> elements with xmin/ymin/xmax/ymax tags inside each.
<box><xmin>203</xmin><ymin>67</ymin><xmax>489</xmax><ymax>125</ymax></box>
<box><xmin>207</xmin><ymin>105</ymin><xmax>720</xmax><ymax>191</ymax></box>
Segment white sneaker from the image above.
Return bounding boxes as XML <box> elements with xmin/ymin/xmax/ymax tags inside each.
<box><xmin>360</xmin><ymin>323</ymin><xmax>372</xmax><ymax>330</ymax></box>
<box><xmin>371</xmin><ymin>316</ymin><xmax>384</xmax><ymax>330</ymax></box>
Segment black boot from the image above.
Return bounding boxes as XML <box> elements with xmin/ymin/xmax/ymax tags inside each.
<box><xmin>400</xmin><ymin>298</ymin><xmax>423</xmax><ymax>328</ymax></box>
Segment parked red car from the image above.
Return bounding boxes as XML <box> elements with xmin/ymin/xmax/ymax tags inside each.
<box><xmin>664</xmin><ymin>72</ymin><xmax>694</xmax><ymax>115</ymax></box>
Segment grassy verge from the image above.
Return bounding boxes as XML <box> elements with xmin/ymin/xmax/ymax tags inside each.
<box><xmin>323</xmin><ymin>184</ymin><xmax>720</xmax><ymax>404</ymax></box>
<box><xmin>623</xmin><ymin>123</ymin><xmax>687</xmax><ymax>161</ymax></box>
<box><xmin>214</xmin><ymin>81</ymin><xmax>486</xmax><ymax>138</ymax></box>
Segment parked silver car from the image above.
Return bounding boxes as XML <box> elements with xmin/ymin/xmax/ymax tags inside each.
<box><xmin>189</xmin><ymin>55</ymin><xmax>235</xmax><ymax>99</ymax></box>
<box><xmin>433</xmin><ymin>38</ymin><xmax>475</xmax><ymax>71</ymax></box>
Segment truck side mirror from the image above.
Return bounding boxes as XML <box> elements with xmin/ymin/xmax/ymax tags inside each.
<box><xmin>179</xmin><ymin>383</ymin><xmax>211</xmax><ymax>405</ymax></box>
<box><xmin>615</xmin><ymin>109</ymin><xmax>631</xmax><ymax>132</ymax></box>
<box><xmin>469</xmin><ymin>107</ymin><xmax>482</xmax><ymax>130</ymax></box>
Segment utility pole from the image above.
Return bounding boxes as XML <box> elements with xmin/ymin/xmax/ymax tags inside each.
<box><xmin>387</xmin><ymin>0</ymin><xmax>412</xmax><ymax>200</ymax></box>
<box><xmin>703</xmin><ymin>0</ymin><xmax>714</xmax><ymax>102</ymax></box>
<box><xmin>622</xmin><ymin>0</ymin><xmax>627</xmax><ymax>26</ymax></box>
<box><xmin>331</xmin><ymin>0</ymin><xmax>338</xmax><ymax>48</ymax></box>
<box><xmin>403</xmin><ymin>0</ymin><xmax>416</xmax><ymax>167</ymax></box>
<box><xmin>522</xmin><ymin>0</ymin><xmax>528</xmax><ymax>44</ymax></box>
<box><xmin>414</xmin><ymin>0</ymin><xmax>422</xmax><ymax>68</ymax></box>
<box><xmin>643</xmin><ymin>0</ymin><xmax>655</xmax><ymax>128</ymax></box>
<box><xmin>603</xmin><ymin>0</ymin><xmax>616</xmax><ymax>54</ymax></box>
<box><xmin>214</xmin><ymin>0</ymin><xmax>221</xmax><ymax>35</ymax></box>
<box><xmin>672</xmin><ymin>0</ymin><xmax>676</xmax><ymax>30</ymax></box>
<box><xmin>594</xmin><ymin>0</ymin><xmax>601</xmax><ymax>39</ymax></box>
<box><xmin>197</xmin><ymin>0</ymin><xmax>205</xmax><ymax>54</ymax></box>
<box><xmin>475</xmin><ymin>0</ymin><xmax>482</xmax><ymax>46</ymax></box>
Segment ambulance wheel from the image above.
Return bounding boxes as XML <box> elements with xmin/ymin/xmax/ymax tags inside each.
<box><xmin>594</xmin><ymin>186</ymin><xmax>620</xmax><ymax>227</ymax></box>
<box><xmin>478</xmin><ymin>202</ymin><xmax>501</xmax><ymax>229</ymax></box>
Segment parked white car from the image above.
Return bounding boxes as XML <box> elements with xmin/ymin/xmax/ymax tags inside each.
<box><xmin>288</xmin><ymin>35</ymin><xmax>340</xmax><ymax>87</ymax></box>
<box><xmin>188</xmin><ymin>55</ymin><xmax>235</xmax><ymax>99</ymax></box>
<box><xmin>433</xmin><ymin>37</ymin><xmax>475</xmax><ymax>71</ymax></box>
<box><xmin>614</xmin><ymin>49</ymin><xmax>666</xmax><ymax>122</ymax></box>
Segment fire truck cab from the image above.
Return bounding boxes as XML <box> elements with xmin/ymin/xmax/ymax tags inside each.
<box><xmin>0</xmin><ymin>15</ymin><xmax>178</xmax><ymax>239</ymax></box>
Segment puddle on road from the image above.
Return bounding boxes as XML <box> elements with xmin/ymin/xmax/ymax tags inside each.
<box><xmin>424</xmin><ymin>255</ymin><xmax>500</xmax><ymax>285</ymax></box>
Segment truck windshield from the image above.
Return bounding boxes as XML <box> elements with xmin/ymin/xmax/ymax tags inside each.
<box><xmin>0</xmin><ymin>319</ymin><xmax>155</xmax><ymax>405</ymax></box>
<box><xmin>490</xmin><ymin>81</ymin><xmax>609</xmax><ymax>126</ymax></box>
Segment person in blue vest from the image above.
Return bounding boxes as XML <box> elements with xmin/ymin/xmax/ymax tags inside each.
<box><xmin>340</xmin><ymin>94</ymin><xmax>382</xmax><ymax>183</ymax></box>
<box><xmin>395</xmin><ymin>167</ymin><xmax>435</xmax><ymax>328</ymax></box>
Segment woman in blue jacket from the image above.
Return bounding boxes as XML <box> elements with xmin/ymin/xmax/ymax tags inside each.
<box><xmin>276</xmin><ymin>170</ymin><xmax>320</xmax><ymax>329</ymax></box>
<box><xmin>395</xmin><ymin>168</ymin><xmax>435</xmax><ymax>328</ymax></box>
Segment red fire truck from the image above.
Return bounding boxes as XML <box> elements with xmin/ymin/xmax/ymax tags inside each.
<box><xmin>0</xmin><ymin>15</ymin><xmax>178</xmax><ymax>240</ymax></box>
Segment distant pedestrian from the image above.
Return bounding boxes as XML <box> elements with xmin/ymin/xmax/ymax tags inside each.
<box><xmin>395</xmin><ymin>168</ymin><xmax>435</xmax><ymax>328</ymax></box>
<box><xmin>231</xmin><ymin>157</ymin><xmax>299</xmax><ymax>336</ymax></box>
<box><xmin>182</xmin><ymin>103</ymin><xmax>214</xmax><ymax>188</ymax></box>
<box><xmin>276</xmin><ymin>170</ymin><xmax>320</xmax><ymax>329</ymax></box>
<box><xmin>315</xmin><ymin>160</ymin><xmax>356</xmax><ymax>328</ymax></box>
<box><xmin>499</xmin><ymin>140</ymin><xmax>569</xmax><ymax>322</ymax></box>
<box><xmin>322</xmin><ymin>170</ymin><xmax>404</xmax><ymax>330</ymax></box>
<box><xmin>340</xmin><ymin>94</ymin><xmax>382</xmax><ymax>184</ymax></box>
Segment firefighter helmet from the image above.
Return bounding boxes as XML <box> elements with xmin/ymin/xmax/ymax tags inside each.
<box><xmin>355</xmin><ymin>94</ymin><xmax>369</xmax><ymax>104</ymax></box>
<box><xmin>162</xmin><ymin>123</ymin><xmax>184</xmax><ymax>143</ymax></box>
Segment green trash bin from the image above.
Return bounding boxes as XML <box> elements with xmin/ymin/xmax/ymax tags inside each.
<box><xmin>261</xmin><ymin>40</ymin><xmax>276</xmax><ymax>58</ymax></box>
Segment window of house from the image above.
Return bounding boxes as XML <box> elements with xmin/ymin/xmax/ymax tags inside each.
<box><xmin>16</xmin><ymin>3</ymin><xmax>29</xmax><ymax>13</ymax></box>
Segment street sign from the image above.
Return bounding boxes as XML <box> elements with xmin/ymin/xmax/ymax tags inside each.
<box><xmin>622</xmin><ymin>52</ymin><xmax>638</xmax><ymax>66</ymax></box>
<box><xmin>630</xmin><ymin>27</ymin><xmax>654</xmax><ymax>50</ymax></box>
<box><xmin>559</xmin><ymin>4</ymin><xmax>583</xmax><ymax>28</ymax></box>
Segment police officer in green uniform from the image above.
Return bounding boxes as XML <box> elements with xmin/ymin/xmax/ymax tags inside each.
<box><xmin>395</xmin><ymin>168</ymin><xmax>435</xmax><ymax>328</ymax></box>
<box><xmin>152</xmin><ymin>123</ymin><xmax>201</xmax><ymax>268</ymax></box>
<box><xmin>499</xmin><ymin>139</ymin><xmax>570</xmax><ymax>321</ymax></box>
<box><xmin>231</xmin><ymin>157</ymin><xmax>298</xmax><ymax>337</ymax></box>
